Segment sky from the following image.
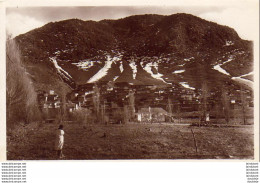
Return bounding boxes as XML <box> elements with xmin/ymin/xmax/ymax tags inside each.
<box><xmin>5</xmin><ymin>5</ymin><xmax>259</xmax><ymax>41</ymax></box>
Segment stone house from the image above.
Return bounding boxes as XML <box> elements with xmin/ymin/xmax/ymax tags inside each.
<box><xmin>137</xmin><ymin>107</ymin><xmax>168</xmax><ymax>122</ymax></box>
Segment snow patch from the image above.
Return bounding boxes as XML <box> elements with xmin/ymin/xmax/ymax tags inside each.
<box><xmin>178</xmin><ymin>63</ymin><xmax>185</xmax><ymax>67</ymax></box>
<box><xmin>85</xmin><ymin>91</ymin><xmax>93</xmax><ymax>96</ymax></box>
<box><xmin>72</xmin><ymin>60</ymin><xmax>95</xmax><ymax>70</ymax></box>
<box><xmin>180</xmin><ymin>82</ymin><xmax>195</xmax><ymax>90</ymax></box>
<box><xmin>222</xmin><ymin>57</ymin><xmax>233</xmax><ymax>65</ymax></box>
<box><xmin>140</xmin><ymin>61</ymin><xmax>144</xmax><ymax>67</ymax></box>
<box><xmin>222</xmin><ymin>55</ymin><xmax>234</xmax><ymax>65</ymax></box>
<box><xmin>213</xmin><ymin>65</ymin><xmax>230</xmax><ymax>76</ymax></box>
<box><xmin>113</xmin><ymin>76</ymin><xmax>119</xmax><ymax>81</ymax></box>
<box><xmin>62</xmin><ymin>49</ymin><xmax>70</xmax><ymax>53</ymax></box>
<box><xmin>119</xmin><ymin>61</ymin><xmax>124</xmax><ymax>73</ymax></box>
<box><xmin>49</xmin><ymin>57</ymin><xmax>72</xmax><ymax>79</ymax></box>
<box><xmin>129</xmin><ymin>62</ymin><xmax>137</xmax><ymax>79</ymax></box>
<box><xmin>184</xmin><ymin>57</ymin><xmax>194</xmax><ymax>62</ymax></box>
<box><xmin>225</xmin><ymin>40</ymin><xmax>234</xmax><ymax>46</ymax></box>
<box><xmin>239</xmin><ymin>71</ymin><xmax>253</xmax><ymax>78</ymax></box>
<box><xmin>173</xmin><ymin>70</ymin><xmax>185</xmax><ymax>74</ymax></box>
<box><xmin>87</xmin><ymin>55</ymin><xmax>121</xmax><ymax>83</ymax></box>
<box><xmin>231</xmin><ymin>71</ymin><xmax>254</xmax><ymax>88</ymax></box>
<box><xmin>232</xmin><ymin>77</ymin><xmax>253</xmax><ymax>88</ymax></box>
<box><xmin>214</xmin><ymin>55</ymin><xmax>235</xmax><ymax>75</ymax></box>
<box><xmin>143</xmin><ymin>62</ymin><xmax>167</xmax><ymax>83</ymax></box>
<box><xmin>54</xmin><ymin>50</ymin><xmax>61</xmax><ymax>55</ymax></box>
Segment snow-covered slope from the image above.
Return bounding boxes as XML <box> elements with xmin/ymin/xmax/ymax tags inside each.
<box><xmin>16</xmin><ymin>13</ymin><xmax>253</xmax><ymax>92</ymax></box>
<box><xmin>50</xmin><ymin>57</ymin><xmax>73</xmax><ymax>80</ymax></box>
<box><xmin>88</xmin><ymin>55</ymin><xmax>121</xmax><ymax>83</ymax></box>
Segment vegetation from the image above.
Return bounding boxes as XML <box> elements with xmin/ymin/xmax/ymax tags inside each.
<box><xmin>92</xmin><ymin>84</ymin><xmax>101</xmax><ymax>122</ymax></box>
<box><xmin>6</xmin><ymin>38</ymin><xmax>41</xmax><ymax>129</ymax></box>
<box><xmin>128</xmin><ymin>90</ymin><xmax>135</xmax><ymax>121</ymax></box>
<box><xmin>221</xmin><ymin>87</ymin><xmax>231</xmax><ymax>124</ymax></box>
<box><xmin>69</xmin><ymin>108</ymin><xmax>92</xmax><ymax>124</ymax></box>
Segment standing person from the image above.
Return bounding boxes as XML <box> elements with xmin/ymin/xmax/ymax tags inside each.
<box><xmin>55</xmin><ymin>125</ymin><xmax>65</xmax><ymax>159</ymax></box>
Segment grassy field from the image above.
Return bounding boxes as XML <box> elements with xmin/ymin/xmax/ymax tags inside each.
<box><xmin>7</xmin><ymin>121</ymin><xmax>254</xmax><ymax>160</ymax></box>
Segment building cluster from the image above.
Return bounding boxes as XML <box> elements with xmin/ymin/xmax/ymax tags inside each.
<box><xmin>37</xmin><ymin>81</ymin><xmax>253</xmax><ymax>123</ymax></box>
<box><xmin>37</xmin><ymin>90</ymin><xmax>61</xmax><ymax>109</ymax></box>
<box><xmin>37</xmin><ymin>90</ymin><xmax>62</xmax><ymax>121</ymax></box>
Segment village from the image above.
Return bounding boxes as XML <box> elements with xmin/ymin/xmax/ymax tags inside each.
<box><xmin>37</xmin><ymin>81</ymin><xmax>254</xmax><ymax>125</ymax></box>
<box><xmin>5</xmin><ymin>5</ymin><xmax>257</xmax><ymax>162</ymax></box>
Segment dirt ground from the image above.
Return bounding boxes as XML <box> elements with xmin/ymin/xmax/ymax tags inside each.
<box><xmin>7</xmin><ymin>122</ymin><xmax>254</xmax><ymax>160</ymax></box>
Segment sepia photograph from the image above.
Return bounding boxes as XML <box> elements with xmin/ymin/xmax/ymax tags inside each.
<box><xmin>5</xmin><ymin>5</ymin><xmax>256</xmax><ymax>160</ymax></box>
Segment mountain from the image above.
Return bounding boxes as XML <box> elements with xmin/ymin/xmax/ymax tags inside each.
<box><xmin>15</xmin><ymin>13</ymin><xmax>253</xmax><ymax>92</ymax></box>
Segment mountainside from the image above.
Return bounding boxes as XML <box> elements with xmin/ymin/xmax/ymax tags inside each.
<box><xmin>15</xmin><ymin>13</ymin><xmax>253</xmax><ymax>92</ymax></box>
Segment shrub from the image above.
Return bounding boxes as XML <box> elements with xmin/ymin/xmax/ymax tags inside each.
<box><xmin>70</xmin><ymin>108</ymin><xmax>93</xmax><ymax>124</ymax></box>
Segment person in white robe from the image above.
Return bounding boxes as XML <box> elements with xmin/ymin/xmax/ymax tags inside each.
<box><xmin>55</xmin><ymin>124</ymin><xmax>65</xmax><ymax>158</ymax></box>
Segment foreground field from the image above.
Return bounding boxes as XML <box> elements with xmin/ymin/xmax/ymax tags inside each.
<box><xmin>7</xmin><ymin>122</ymin><xmax>254</xmax><ymax>160</ymax></box>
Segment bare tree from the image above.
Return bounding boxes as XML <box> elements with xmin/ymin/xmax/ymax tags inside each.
<box><xmin>112</xmin><ymin>104</ymin><xmax>123</xmax><ymax>124</ymax></box>
<box><xmin>92</xmin><ymin>84</ymin><xmax>100</xmax><ymax>122</ymax></box>
<box><xmin>175</xmin><ymin>101</ymin><xmax>181</xmax><ymax>123</ymax></box>
<box><xmin>6</xmin><ymin>38</ymin><xmax>40</xmax><ymax>128</ymax></box>
<box><xmin>221</xmin><ymin>87</ymin><xmax>230</xmax><ymax>124</ymax></box>
<box><xmin>128</xmin><ymin>90</ymin><xmax>135</xmax><ymax>121</ymax></box>
<box><xmin>240</xmin><ymin>86</ymin><xmax>247</xmax><ymax>125</ymax></box>
<box><xmin>59</xmin><ymin>89</ymin><xmax>67</xmax><ymax>122</ymax></box>
<box><xmin>166</xmin><ymin>97</ymin><xmax>173</xmax><ymax>122</ymax></box>
<box><xmin>100</xmin><ymin>100</ymin><xmax>108</xmax><ymax>124</ymax></box>
<box><xmin>123</xmin><ymin>104</ymin><xmax>130</xmax><ymax>124</ymax></box>
<box><xmin>199</xmin><ymin>81</ymin><xmax>209</xmax><ymax>126</ymax></box>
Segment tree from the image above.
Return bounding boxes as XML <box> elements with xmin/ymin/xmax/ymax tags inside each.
<box><xmin>100</xmin><ymin>100</ymin><xmax>109</xmax><ymax>124</ymax></box>
<box><xmin>174</xmin><ymin>101</ymin><xmax>181</xmax><ymax>123</ymax></box>
<box><xmin>128</xmin><ymin>90</ymin><xmax>135</xmax><ymax>121</ymax></box>
<box><xmin>56</xmin><ymin>82</ymin><xmax>69</xmax><ymax>122</ymax></box>
<box><xmin>240</xmin><ymin>86</ymin><xmax>247</xmax><ymax>125</ymax></box>
<box><xmin>123</xmin><ymin>104</ymin><xmax>130</xmax><ymax>124</ymax></box>
<box><xmin>199</xmin><ymin>81</ymin><xmax>209</xmax><ymax>126</ymax></box>
<box><xmin>166</xmin><ymin>97</ymin><xmax>173</xmax><ymax>122</ymax></box>
<box><xmin>6</xmin><ymin>38</ymin><xmax>41</xmax><ymax>128</ymax></box>
<box><xmin>92</xmin><ymin>84</ymin><xmax>100</xmax><ymax>122</ymax></box>
<box><xmin>112</xmin><ymin>104</ymin><xmax>123</xmax><ymax>124</ymax></box>
<box><xmin>221</xmin><ymin>87</ymin><xmax>230</xmax><ymax>124</ymax></box>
